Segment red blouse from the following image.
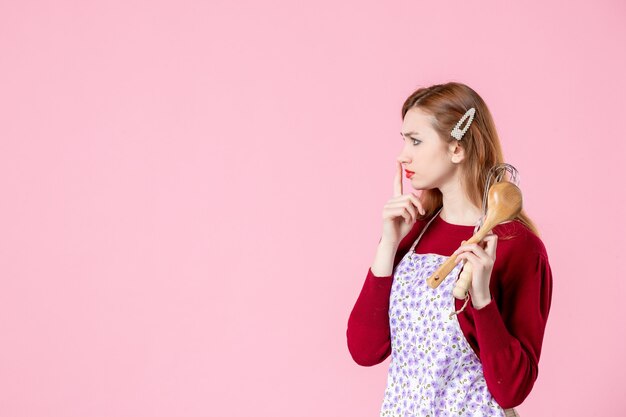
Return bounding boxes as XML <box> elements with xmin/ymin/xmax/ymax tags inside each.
<box><xmin>346</xmin><ymin>213</ymin><xmax>553</xmax><ymax>409</ymax></box>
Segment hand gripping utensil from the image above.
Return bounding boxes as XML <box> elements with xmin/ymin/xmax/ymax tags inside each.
<box><xmin>426</xmin><ymin>163</ymin><xmax>523</xmax><ymax>290</ymax></box>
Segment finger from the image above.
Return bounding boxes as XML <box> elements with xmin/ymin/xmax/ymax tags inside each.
<box><xmin>456</xmin><ymin>251</ymin><xmax>480</xmax><ymax>266</ymax></box>
<box><xmin>394</xmin><ymin>161</ymin><xmax>403</xmax><ymax>197</ymax></box>
<box><xmin>480</xmin><ymin>233</ymin><xmax>496</xmax><ymax>246</ymax></box>
<box><xmin>452</xmin><ymin>241</ymin><xmax>477</xmax><ymax>256</ymax></box>
<box><xmin>451</xmin><ymin>241</ymin><xmax>466</xmax><ymax>256</ymax></box>
<box><xmin>454</xmin><ymin>242</ymin><xmax>491</xmax><ymax>264</ymax></box>
<box><xmin>404</xmin><ymin>202</ymin><xmax>417</xmax><ymax>223</ymax></box>
<box><xmin>483</xmin><ymin>234</ymin><xmax>498</xmax><ymax>258</ymax></box>
<box><xmin>388</xmin><ymin>193</ymin><xmax>425</xmax><ymax>215</ymax></box>
<box><xmin>388</xmin><ymin>206</ymin><xmax>411</xmax><ymax>224</ymax></box>
<box><xmin>469</xmin><ymin>236</ymin><xmax>497</xmax><ymax>263</ymax></box>
<box><xmin>409</xmin><ymin>193</ymin><xmax>426</xmax><ymax>215</ymax></box>
<box><xmin>386</xmin><ymin>200</ymin><xmax>417</xmax><ymax>218</ymax></box>
<box><xmin>387</xmin><ymin>201</ymin><xmax>417</xmax><ymax>223</ymax></box>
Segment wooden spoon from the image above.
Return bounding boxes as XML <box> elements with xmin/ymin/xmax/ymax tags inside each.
<box><xmin>426</xmin><ymin>181</ymin><xmax>523</xmax><ymax>289</ymax></box>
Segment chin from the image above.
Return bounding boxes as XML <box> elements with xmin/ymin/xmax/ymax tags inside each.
<box><xmin>411</xmin><ymin>178</ymin><xmax>433</xmax><ymax>190</ymax></box>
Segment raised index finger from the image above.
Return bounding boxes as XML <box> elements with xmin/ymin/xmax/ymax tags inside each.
<box><xmin>394</xmin><ymin>161</ymin><xmax>403</xmax><ymax>197</ymax></box>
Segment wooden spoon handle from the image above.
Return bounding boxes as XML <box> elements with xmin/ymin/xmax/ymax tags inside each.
<box><xmin>426</xmin><ymin>254</ymin><xmax>460</xmax><ymax>288</ymax></box>
<box><xmin>427</xmin><ymin>181</ymin><xmax>522</xmax><ymax>289</ymax></box>
<box><xmin>426</xmin><ymin>229</ymin><xmax>493</xmax><ymax>288</ymax></box>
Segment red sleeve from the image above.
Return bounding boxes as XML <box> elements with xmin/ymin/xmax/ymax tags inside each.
<box><xmin>467</xmin><ymin>251</ymin><xmax>553</xmax><ymax>408</ymax></box>
<box><xmin>346</xmin><ymin>267</ymin><xmax>394</xmax><ymax>366</ymax></box>
<box><xmin>346</xmin><ymin>227</ymin><xmax>424</xmax><ymax>366</ymax></box>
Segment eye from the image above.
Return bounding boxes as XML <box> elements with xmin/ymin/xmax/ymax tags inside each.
<box><xmin>411</xmin><ymin>138</ymin><xmax>421</xmax><ymax>145</ymax></box>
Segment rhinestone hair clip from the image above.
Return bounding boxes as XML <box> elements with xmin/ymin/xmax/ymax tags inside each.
<box><xmin>450</xmin><ymin>107</ymin><xmax>476</xmax><ymax>140</ymax></box>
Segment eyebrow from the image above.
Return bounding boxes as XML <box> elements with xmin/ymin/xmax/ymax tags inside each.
<box><xmin>401</xmin><ymin>131</ymin><xmax>420</xmax><ymax>137</ymax></box>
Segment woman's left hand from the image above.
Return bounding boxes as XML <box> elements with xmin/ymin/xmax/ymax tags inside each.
<box><xmin>452</xmin><ymin>231</ymin><xmax>498</xmax><ymax>309</ymax></box>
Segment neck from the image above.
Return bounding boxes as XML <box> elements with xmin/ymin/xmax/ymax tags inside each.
<box><xmin>438</xmin><ymin>178</ymin><xmax>483</xmax><ymax>226</ymax></box>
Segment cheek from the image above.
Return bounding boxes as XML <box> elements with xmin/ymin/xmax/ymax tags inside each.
<box><xmin>414</xmin><ymin>151</ymin><xmax>437</xmax><ymax>171</ymax></box>
<box><xmin>415</xmin><ymin>153</ymin><xmax>449</xmax><ymax>179</ymax></box>
<box><xmin>411</xmin><ymin>146</ymin><xmax>447</xmax><ymax>172</ymax></box>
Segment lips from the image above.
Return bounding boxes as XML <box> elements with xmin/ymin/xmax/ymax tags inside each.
<box><xmin>405</xmin><ymin>170</ymin><xmax>414</xmax><ymax>178</ymax></box>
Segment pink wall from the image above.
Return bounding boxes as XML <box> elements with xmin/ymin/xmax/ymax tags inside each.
<box><xmin>1</xmin><ymin>0</ymin><xmax>624</xmax><ymax>416</ymax></box>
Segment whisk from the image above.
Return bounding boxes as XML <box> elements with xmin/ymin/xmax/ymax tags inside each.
<box><xmin>425</xmin><ymin>163</ymin><xmax>523</xmax><ymax>314</ymax></box>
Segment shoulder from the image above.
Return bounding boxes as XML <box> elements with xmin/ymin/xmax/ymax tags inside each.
<box><xmin>492</xmin><ymin>220</ymin><xmax>550</xmax><ymax>283</ymax></box>
<box><xmin>492</xmin><ymin>221</ymin><xmax>553</xmax><ymax>294</ymax></box>
<box><xmin>493</xmin><ymin>219</ymin><xmax>548</xmax><ymax>259</ymax></box>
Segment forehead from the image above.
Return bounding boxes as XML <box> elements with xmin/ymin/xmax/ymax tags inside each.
<box><xmin>401</xmin><ymin>107</ymin><xmax>436</xmax><ymax>134</ymax></box>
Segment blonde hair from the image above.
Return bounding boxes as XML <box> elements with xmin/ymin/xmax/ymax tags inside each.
<box><xmin>402</xmin><ymin>81</ymin><xmax>540</xmax><ymax>239</ymax></box>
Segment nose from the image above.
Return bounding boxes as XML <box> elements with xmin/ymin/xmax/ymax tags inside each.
<box><xmin>397</xmin><ymin>155</ymin><xmax>410</xmax><ymax>166</ymax></box>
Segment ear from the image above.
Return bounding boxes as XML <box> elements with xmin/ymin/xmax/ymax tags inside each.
<box><xmin>449</xmin><ymin>141</ymin><xmax>465</xmax><ymax>164</ymax></box>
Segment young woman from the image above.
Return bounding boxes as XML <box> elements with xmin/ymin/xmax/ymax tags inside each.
<box><xmin>346</xmin><ymin>82</ymin><xmax>553</xmax><ymax>417</ymax></box>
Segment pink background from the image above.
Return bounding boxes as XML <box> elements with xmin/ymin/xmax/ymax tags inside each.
<box><xmin>1</xmin><ymin>1</ymin><xmax>624</xmax><ymax>416</ymax></box>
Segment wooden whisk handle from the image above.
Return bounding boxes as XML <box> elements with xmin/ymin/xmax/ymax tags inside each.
<box><xmin>452</xmin><ymin>244</ymin><xmax>473</xmax><ymax>299</ymax></box>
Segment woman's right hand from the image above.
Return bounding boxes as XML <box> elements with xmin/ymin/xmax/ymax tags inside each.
<box><xmin>380</xmin><ymin>161</ymin><xmax>426</xmax><ymax>245</ymax></box>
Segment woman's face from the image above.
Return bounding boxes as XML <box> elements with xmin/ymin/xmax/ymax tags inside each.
<box><xmin>398</xmin><ymin>106</ymin><xmax>463</xmax><ymax>190</ymax></box>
